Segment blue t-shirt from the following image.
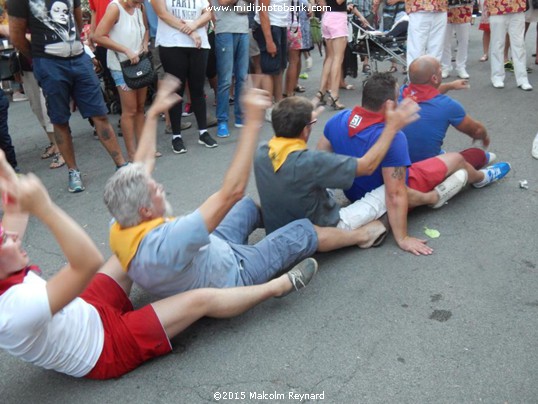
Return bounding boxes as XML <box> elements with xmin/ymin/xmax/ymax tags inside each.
<box><xmin>399</xmin><ymin>85</ymin><xmax>466</xmax><ymax>163</ymax></box>
<box><xmin>324</xmin><ymin>110</ymin><xmax>411</xmax><ymax>202</ymax></box>
<box><xmin>144</xmin><ymin>0</ymin><xmax>158</xmax><ymax>38</ymax></box>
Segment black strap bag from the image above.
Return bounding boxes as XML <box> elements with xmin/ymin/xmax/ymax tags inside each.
<box><xmin>119</xmin><ymin>51</ymin><xmax>155</xmax><ymax>90</ymax></box>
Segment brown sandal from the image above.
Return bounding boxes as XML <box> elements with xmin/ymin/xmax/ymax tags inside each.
<box><xmin>313</xmin><ymin>90</ymin><xmax>327</xmax><ymax>106</ymax></box>
<box><xmin>327</xmin><ymin>92</ymin><xmax>345</xmax><ymax>110</ymax></box>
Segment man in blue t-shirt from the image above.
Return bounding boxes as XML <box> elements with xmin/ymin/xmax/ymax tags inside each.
<box><xmin>319</xmin><ymin>73</ymin><xmax>502</xmax><ymax>256</ymax></box>
<box><xmin>400</xmin><ymin>55</ymin><xmax>511</xmax><ymax>189</ymax></box>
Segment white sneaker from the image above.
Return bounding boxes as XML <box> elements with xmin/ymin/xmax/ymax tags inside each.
<box><xmin>441</xmin><ymin>67</ymin><xmax>451</xmax><ymax>79</ymax></box>
<box><xmin>12</xmin><ymin>92</ymin><xmax>28</xmax><ymax>102</ymax></box>
<box><xmin>265</xmin><ymin>107</ymin><xmax>273</xmax><ymax>123</ymax></box>
<box><xmin>305</xmin><ymin>56</ymin><xmax>313</xmax><ymax>71</ymax></box>
<box><xmin>456</xmin><ymin>68</ymin><xmax>470</xmax><ymax>79</ymax></box>
<box><xmin>492</xmin><ymin>80</ymin><xmax>504</xmax><ymax>89</ymax></box>
<box><xmin>532</xmin><ymin>133</ymin><xmax>538</xmax><ymax>159</ymax></box>
<box><xmin>431</xmin><ymin>169</ymin><xmax>468</xmax><ymax>209</ymax></box>
<box><xmin>519</xmin><ymin>82</ymin><xmax>533</xmax><ymax>91</ymax></box>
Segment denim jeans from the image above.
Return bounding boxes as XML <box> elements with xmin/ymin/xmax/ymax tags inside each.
<box><xmin>0</xmin><ymin>89</ymin><xmax>17</xmax><ymax>169</ymax></box>
<box><xmin>215</xmin><ymin>33</ymin><xmax>249</xmax><ymax>124</ymax></box>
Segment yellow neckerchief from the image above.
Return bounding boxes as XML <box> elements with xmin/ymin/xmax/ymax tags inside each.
<box><xmin>267</xmin><ymin>136</ymin><xmax>307</xmax><ymax>172</ymax></box>
<box><xmin>109</xmin><ymin>217</ymin><xmax>168</xmax><ymax>271</ymax></box>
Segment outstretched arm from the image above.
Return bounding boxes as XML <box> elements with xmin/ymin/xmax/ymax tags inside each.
<box><xmin>439</xmin><ymin>79</ymin><xmax>469</xmax><ymax>94</ymax></box>
<box><xmin>455</xmin><ymin>115</ymin><xmax>490</xmax><ymax>148</ymax></box>
<box><xmin>356</xmin><ymin>98</ymin><xmax>419</xmax><ymax>176</ymax></box>
<box><xmin>0</xmin><ymin>153</ymin><xmax>104</xmax><ymax>315</ymax></box>
<box><xmin>382</xmin><ymin>166</ymin><xmax>433</xmax><ymax>256</ymax></box>
<box><xmin>134</xmin><ymin>75</ymin><xmax>181</xmax><ymax>172</ymax></box>
<box><xmin>198</xmin><ymin>89</ymin><xmax>271</xmax><ymax>233</ymax></box>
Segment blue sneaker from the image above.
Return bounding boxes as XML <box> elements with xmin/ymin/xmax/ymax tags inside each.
<box><xmin>473</xmin><ymin>162</ymin><xmax>511</xmax><ymax>188</ymax></box>
<box><xmin>68</xmin><ymin>169</ymin><xmax>85</xmax><ymax>193</ymax></box>
<box><xmin>217</xmin><ymin>122</ymin><xmax>230</xmax><ymax>138</ymax></box>
<box><xmin>234</xmin><ymin>117</ymin><xmax>243</xmax><ymax>128</ymax></box>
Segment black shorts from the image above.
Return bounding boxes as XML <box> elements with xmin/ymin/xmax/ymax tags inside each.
<box><xmin>252</xmin><ymin>23</ymin><xmax>287</xmax><ymax>75</ymax></box>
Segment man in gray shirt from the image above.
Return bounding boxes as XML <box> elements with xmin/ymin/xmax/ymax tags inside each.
<box><xmin>254</xmin><ymin>94</ymin><xmax>419</xmax><ymax>236</ymax></box>
<box><xmin>104</xmin><ymin>77</ymin><xmax>387</xmax><ymax>298</ymax></box>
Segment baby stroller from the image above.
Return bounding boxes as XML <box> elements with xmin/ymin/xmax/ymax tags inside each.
<box><xmin>348</xmin><ymin>17</ymin><xmax>408</xmax><ymax>74</ymax></box>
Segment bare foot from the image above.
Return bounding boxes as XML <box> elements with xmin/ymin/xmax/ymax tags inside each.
<box><xmin>357</xmin><ymin>220</ymin><xmax>388</xmax><ymax>249</ymax></box>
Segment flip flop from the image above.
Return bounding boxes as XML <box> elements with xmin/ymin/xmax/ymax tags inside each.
<box><xmin>49</xmin><ymin>153</ymin><xmax>65</xmax><ymax>169</ymax></box>
<box><xmin>479</xmin><ymin>54</ymin><xmax>488</xmax><ymax>62</ymax></box>
<box><xmin>41</xmin><ymin>143</ymin><xmax>55</xmax><ymax>159</ymax></box>
<box><xmin>387</xmin><ymin>66</ymin><xmax>398</xmax><ymax>73</ymax></box>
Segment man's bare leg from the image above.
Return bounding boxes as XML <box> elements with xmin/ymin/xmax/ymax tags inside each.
<box><xmin>98</xmin><ymin>256</ymin><xmax>133</xmax><ymax>296</ymax></box>
<box><xmin>52</xmin><ymin>123</ymin><xmax>77</xmax><ymax>169</ymax></box>
<box><xmin>92</xmin><ymin>115</ymin><xmax>127</xmax><ymax>167</ymax></box>
<box><xmin>315</xmin><ymin>221</ymin><xmax>387</xmax><ymax>251</ymax></box>
<box><xmin>153</xmin><ymin>273</ymin><xmax>298</xmax><ymax>338</ymax></box>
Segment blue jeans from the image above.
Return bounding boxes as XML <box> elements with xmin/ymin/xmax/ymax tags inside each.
<box><xmin>0</xmin><ymin>89</ymin><xmax>17</xmax><ymax>169</ymax></box>
<box><xmin>215</xmin><ymin>33</ymin><xmax>249</xmax><ymax>124</ymax></box>
<box><xmin>213</xmin><ymin>197</ymin><xmax>318</xmax><ymax>286</ymax></box>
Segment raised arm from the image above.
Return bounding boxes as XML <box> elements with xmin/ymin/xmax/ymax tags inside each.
<box><xmin>382</xmin><ymin>166</ymin><xmax>433</xmax><ymax>256</ymax></box>
<box><xmin>0</xmin><ymin>155</ymin><xmax>104</xmax><ymax>315</ymax></box>
<box><xmin>134</xmin><ymin>75</ymin><xmax>181</xmax><ymax>172</ymax></box>
<box><xmin>355</xmin><ymin>98</ymin><xmax>419</xmax><ymax>176</ymax></box>
<box><xmin>198</xmin><ymin>89</ymin><xmax>271</xmax><ymax>233</ymax></box>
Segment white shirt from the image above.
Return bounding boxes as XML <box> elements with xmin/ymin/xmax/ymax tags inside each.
<box><xmin>107</xmin><ymin>0</ymin><xmax>146</xmax><ymax>71</ymax></box>
<box><xmin>156</xmin><ymin>0</ymin><xmax>211</xmax><ymax>49</ymax></box>
<box><xmin>254</xmin><ymin>0</ymin><xmax>291</xmax><ymax>28</ymax></box>
<box><xmin>0</xmin><ymin>272</ymin><xmax>104</xmax><ymax>377</ymax></box>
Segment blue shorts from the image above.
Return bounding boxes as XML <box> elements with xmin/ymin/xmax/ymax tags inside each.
<box><xmin>252</xmin><ymin>23</ymin><xmax>288</xmax><ymax>75</ymax></box>
<box><xmin>110</xmin><ymin>69</ymin><xmax>130</xmax><ymax>91</ymax></box>
<box><xmin>213</xmin><ymin>197</ymin><xmax>318</xmax><ymax>285</ymax></box>
<box><xmin>33</xmin><ymin>54</ymin><xmax>108</xmax><ymax>124</ymax></box>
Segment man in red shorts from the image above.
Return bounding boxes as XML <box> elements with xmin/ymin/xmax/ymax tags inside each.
<box><xmin>0</xmin><ymin>83</ymin><xmax>317</xmax><ymax>380</ymax></box>
<box><xmin>319</xmin><ymin>73</ymin><xmax>481</xmax><ymax>256</ymax></box>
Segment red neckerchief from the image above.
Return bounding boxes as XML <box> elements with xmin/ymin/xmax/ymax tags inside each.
<box><xmin>402</xmin><ymin>83</ymin><xmax>440</xmax><ymax>103</ymax></box>
<box><xmin>348</xmin><ymin>106</ymin><xmax>385</xmax><ymax>137</ymax></box>
<box><xmin>0</xmin><ymin>265</ymin><xmax>41</xmax><ymax>296</ymax></box>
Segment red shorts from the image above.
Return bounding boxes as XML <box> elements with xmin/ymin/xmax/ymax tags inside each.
<box><xmin>82</xmin><ymin>274</ymin><xmax>172</xmax><ymax>380</ymax></box>
<box><xmin>479</xmin><ymin>22</ymin><xmax>490</xmax><ymax>33</ymax></box>
<box><xmin>407</xmin><ymin>157</ymin><xmax>448</xmax><ymax>193</ymax></box>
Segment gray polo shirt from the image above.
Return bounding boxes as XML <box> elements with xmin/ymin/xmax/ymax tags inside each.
<box><xmin>211</xmin><ymin>0</ymin><xmax>249</xmax><ymax>34</ymax></box>
<box><xmin>254</xmin><ymin>143</ymin><xmax>358</xmax><ymax>234</ymax></box>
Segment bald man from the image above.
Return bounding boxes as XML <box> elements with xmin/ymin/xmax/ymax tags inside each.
<box><xmin>400</xmin><ymin>55</ymin><xmax>511</xmax><ymax>189</ymax></box>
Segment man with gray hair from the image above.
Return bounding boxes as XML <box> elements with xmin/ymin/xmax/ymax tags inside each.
<box><xmin>104</xmin><ymin>76</ymin><xmax>381</xmax><ymax>298</ymax></box>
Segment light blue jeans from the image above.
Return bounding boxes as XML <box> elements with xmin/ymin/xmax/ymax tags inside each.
<box><xmin>215</xmin><ymin>33</ymin><xmax>249</xmax><ymax>124</ymax></box>
<box><xmin>213</xmin><ymin>197</ymin><xmax>318</xmax><ymax>286</ymax></box>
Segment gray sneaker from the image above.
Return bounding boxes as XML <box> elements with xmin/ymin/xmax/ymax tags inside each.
<box><xmin>281</xmin><ymin>258</ymin><xmax>318</xmax><ymax>297</ymax></box>
<box><xmin>68</xmin><ymin>169</ymin><xmax>85</xmax><ymax>193</ymax></box>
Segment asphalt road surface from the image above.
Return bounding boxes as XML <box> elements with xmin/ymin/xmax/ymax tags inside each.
<box><xmin>1</xmin><ymin>26</ymin><xmax>537</xmax><ymax>404</ymax></box>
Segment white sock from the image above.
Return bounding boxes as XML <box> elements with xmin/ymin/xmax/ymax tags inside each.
<box><xmin>199</xmin><ymin>130</ymin><xmax>207</xmax><ymax>135</ymax></box>
<box><xmin>172</xmin><ymin>134</ymin><xmax>182</xmax><ymax>139</ymax></box>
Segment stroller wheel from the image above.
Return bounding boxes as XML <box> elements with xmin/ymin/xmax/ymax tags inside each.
<box><xmin>110</xmin><ymin>101</ymin><xmax>121</xmax><ymax>115</ymax></box>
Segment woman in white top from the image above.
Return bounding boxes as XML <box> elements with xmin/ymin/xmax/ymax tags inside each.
<box><xmin>94</xmin><ymin>0</ymin><xmax>150</xmax><ymax>161</ymax></box>
<box><xmin>152</xmin><ymin>0</ymin><xmax>218</xmax><ymax>153</ymax></box>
